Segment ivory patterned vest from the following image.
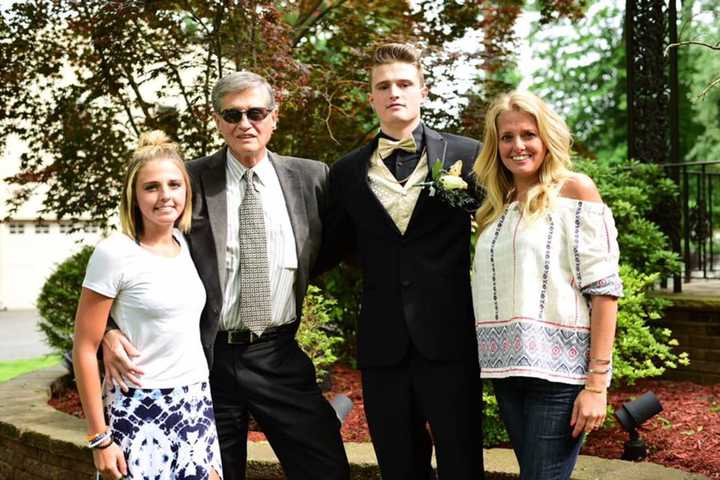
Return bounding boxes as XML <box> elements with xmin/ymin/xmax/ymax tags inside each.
<box><xmin>367</xmin><ymin>149</ymin><xmax>428</xmax><ymax>234</ymax></box>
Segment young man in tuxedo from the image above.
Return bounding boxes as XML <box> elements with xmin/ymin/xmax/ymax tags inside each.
<box><xmin>321</xmin><ymin>43</ymin><xmax>485</xmax><ymax>479</ymax></box>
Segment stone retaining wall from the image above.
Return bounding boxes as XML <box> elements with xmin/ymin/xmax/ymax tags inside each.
<box><xmin>657</xmin><ymin>296</ymin><xmax>720</xmax><ymax>384</ymax></box>
<box><xmin>0</xmin><ymin>366</ymin><xmax>707</xmax><ymax>480</ymax></box>
<box><xmin>0</xmin><ymin>366</ymin><xmax>95</xmax><ymax>480</ymax></box>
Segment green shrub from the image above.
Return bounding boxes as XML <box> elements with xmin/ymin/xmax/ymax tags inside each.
<box><xmin>37</xmin><ymin>246</ymin><xmax>94</xmax><ymax>355</ymax></box>
<box><xmin>316</xmin><ymin>263</ymin><xmax>363</xmax><ymax>364</ymax></box>
<box><xmin>575</xmin><ymin>159</ymin><xmax>682</xmax><ymax>277</ymax></box>
<box><xmin>573</xmin><ymin>159</ymin><xmax>688</xmax><ymax>385</ymax></box>
<box><xmin>482</xmin><ymin>381</ymin><xmax>509</xmax><ymax>447</ymax></box>
<box><xmin>613</xmin><ymin>264</ymin><xmax>689</xmax><ymax>385</ymax></box>
<box><xmin>298</xmin><ymin>285</ymin><xmax>345</xmax><ymax>384</ymax></box>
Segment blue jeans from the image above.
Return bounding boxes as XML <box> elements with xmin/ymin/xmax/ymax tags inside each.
<box><xmin>493</xmin><ymin>377</ymin><xmax>584</xmax><ymax>480</ymax></box>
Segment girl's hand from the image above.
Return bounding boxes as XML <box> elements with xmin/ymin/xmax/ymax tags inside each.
<box><xmin>570</xmin><ymin>388</ymin><xmax>607</xmax><ymax>438</ymax></box>
<box><xmin>93</xmin><ymin>442</ymin><xmax>127</xmax><ymax>480</ymax></box>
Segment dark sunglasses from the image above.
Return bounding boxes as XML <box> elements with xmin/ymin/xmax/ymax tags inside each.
<box><xmin>220</xmin><ymin>107</ymin><xmax>273</xmax><ymax>124</ymax></box>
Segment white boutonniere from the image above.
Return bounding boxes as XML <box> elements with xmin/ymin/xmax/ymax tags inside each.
<box><xmin>418</xmin><ymin>160</ymin><xmax>479</xmax><ymax>210</ymax></box>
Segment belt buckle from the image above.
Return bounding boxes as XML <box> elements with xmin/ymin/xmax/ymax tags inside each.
<box><xmin>227</xmin><ymin>330</ymin><xmax>246</xmax><ymax>344</ymax></box>
<box><xmin>226</xmin><ymin>329</ymin><xmax>260</xmax><ymax>344</ymax></box>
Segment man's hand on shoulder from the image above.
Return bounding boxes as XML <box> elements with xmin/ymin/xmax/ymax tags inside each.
<box><xmin>102</xmin><ymin>330</ymin><xmax>144</xmax><ymax>392</ymax></box>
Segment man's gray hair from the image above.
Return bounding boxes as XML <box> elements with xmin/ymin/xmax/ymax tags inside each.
<box><xmin>211</xmin><ymin>71</ymin><xmax>276</xmax><ymax>113</ymax></box>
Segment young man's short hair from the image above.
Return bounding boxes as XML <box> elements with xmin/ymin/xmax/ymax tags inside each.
<box><xmin>370</xmin><ymin>43</ymin><xmax>425</xmax><ymax>86</ymax></box>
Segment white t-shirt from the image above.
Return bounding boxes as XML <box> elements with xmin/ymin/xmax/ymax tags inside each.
<box><xmin>83</xmin><ymin>230</ymin><xmax>208</xmax><ymax>388</ymax></box>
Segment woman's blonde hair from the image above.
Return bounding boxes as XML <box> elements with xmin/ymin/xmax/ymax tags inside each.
<box><xmin>473</xmin><ymin>90</ymin><xmax>573</xmax><ymax>232</ymax></box>
<box><xmin>119</xmin><ymin>130</ymin><xmax>192</xmax><ymax>240</ymax></box>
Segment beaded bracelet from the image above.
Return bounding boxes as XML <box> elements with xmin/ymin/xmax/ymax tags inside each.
<box><xmin>87</xmin><ymin>429</ymin><xmax>112</xmax><ymax>449</ymax></box>
<box><xmin>94</xmin><ymin>438</ymin><xmax>114</xmax><ymax>450</ymax></box>
<box><xmin>85</xmin><ymin>429</ymin><xmax>108</xmax><ymax>442</ymax></box>
<box><xmin>584</xmin><ymin>386</ymin><xmax>606</xmax><ymax>394</ymax></box>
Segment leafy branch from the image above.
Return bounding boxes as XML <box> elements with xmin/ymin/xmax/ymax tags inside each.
<box><xmin>667</xmin><ymin>40</ymin><xmax>720</xmax><ymax>99</ymax></box>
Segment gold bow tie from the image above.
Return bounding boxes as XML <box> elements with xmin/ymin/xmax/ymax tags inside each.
<box><xmin>377</xmin><ymin>136</ymin><xmax>417</xmax><ymax>159</ymax></box>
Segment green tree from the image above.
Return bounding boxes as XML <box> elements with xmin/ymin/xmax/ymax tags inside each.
<box><xmin>528</xmin><ymin>0</ymin><xmax>719</xmax><ymax>165</ymax></box>
<box><xmin>680</xmin><ymin>4</ymin><xmax>720</xmax><ymax>164</ymax></box>
<box><xmin>0</xmin><ymin>1</ymin><xmax>469</xmax><ymax>224</ymax></box>
<box><xmin>1</xmin><ymin>0</ymin><xmax>586</xmax><ymax>226</ymax></box>
<box><xmin>673</xmin><ymin>0</ymin><xmax>707</xmax><ymax>162</ymax></box>
<box><xmin>529</xmin><ymin>2</ymin><xmax>627</xmax><ymax>161</ymax></box>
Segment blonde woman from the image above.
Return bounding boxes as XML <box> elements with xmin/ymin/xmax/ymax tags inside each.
<box><xmin>72</xmin><ymin>132</ymin><xmax>222</xmax><ymax>480</ymax></box>
<box><xmin>471</xmin><ymin>91</ymin><xmax>622</xmax><ymax>479</ymax></box>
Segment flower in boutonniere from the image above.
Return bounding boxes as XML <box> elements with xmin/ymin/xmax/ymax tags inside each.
<box><xmin>417</xmin><ymin>160</ymin><xmax>479</xmax><ymax>210</ymax></box>
<box><xmin>438</xmin><ymin>174</ymin><xmax>468</xmax><ymax>190</ymax></box>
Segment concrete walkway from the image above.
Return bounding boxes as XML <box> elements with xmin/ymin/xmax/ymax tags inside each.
<box><xmin>0</xmin><ymin>309</ymin><xmax>54</xmax><ymax>361</ymax></box>
<box><xmin>656</xmin><ymin>278</ymin><xmax>720</xmax><ymax>299</ymax></box>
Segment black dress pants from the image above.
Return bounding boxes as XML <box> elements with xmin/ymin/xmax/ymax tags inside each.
<box><xmin>361</xmin><ymin>346</ymin><xmax>485</xmax><ymax>480</ymax></box>
<box><xmin>209</xmin><ymin>332</ymin><xmax>349</xmax><ymax>480</ymax></box>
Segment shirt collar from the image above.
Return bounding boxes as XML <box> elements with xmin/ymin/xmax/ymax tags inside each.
<box><xmin>226</xmin><ymin>149</ymin><xmax>272</xmax><ymax>187</ymax></box>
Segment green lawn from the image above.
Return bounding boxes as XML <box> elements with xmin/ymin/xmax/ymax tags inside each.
<box><xmin>0</xmin><ymin>354</ymin><xmax>61</xmax><ymax>383</ymax></box>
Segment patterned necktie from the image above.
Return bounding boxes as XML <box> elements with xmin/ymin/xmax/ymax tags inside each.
<box><xmin>237</xmin><ymin>169</ymin><xmax>272</xmax><ymax>335</ymax></box>
<box><xmin>377</xmin><ymin>136</ymin><xmax>417</xmax><ymax>159</ymax></box>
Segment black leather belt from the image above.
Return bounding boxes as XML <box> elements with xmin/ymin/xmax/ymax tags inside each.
<box><xmin>217</xmin><ymin>323</ymin><xmax>296</xmax><ymax>345</ymax></box>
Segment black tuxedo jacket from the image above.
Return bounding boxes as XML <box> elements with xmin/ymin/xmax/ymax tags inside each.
<box><xmin>323</xmin><ymin>126</ymin><xmax>481</xmax><ymax>368</ymax></box>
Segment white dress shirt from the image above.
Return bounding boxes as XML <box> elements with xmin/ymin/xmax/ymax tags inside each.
<box><xmin>220</xmin><ymin>150</ymin><xmax>298</xmax><ymax>331</ymax></box>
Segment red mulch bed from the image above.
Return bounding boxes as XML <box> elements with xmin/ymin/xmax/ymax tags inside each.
<box><xmin>51</xmin><ymin>365</ymin><xmax>720</xmax><ymax>478</ymax></box>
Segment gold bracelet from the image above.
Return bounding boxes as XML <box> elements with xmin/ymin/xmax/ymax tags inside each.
<box><xmin>584</xmin><ymin>386</ymin><xmax>606</xmax><ymax>394</ymax></box>
<box><xmin>588</xmin><ymin>367</ymin><xmax>611</xmax><ymax>375</ymax></box>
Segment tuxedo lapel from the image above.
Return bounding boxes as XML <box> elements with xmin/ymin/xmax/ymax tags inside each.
<box><xmin>404</xmin><ymin>126</ymin><xmax>447</xmax><ymax>233</ymax></box>
<box><xmin>201</xmin><ymin>149</ymin><xmax>228</xmax><ymax>289</ymax></box>
<box><xmin>425</xmin><ymin>126</ymin><xmax>449</xmax><ymax>174</ymax></box>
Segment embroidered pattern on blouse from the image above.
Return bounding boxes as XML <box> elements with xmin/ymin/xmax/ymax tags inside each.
<box><xmin>538</xmin><ymin>214</ymin><xmax>554</xmax><ymax>319</ymax></box>
<box><xmin>489</xmin><ymin>208</ymin><xmax>510</xmax><ymax>320</ymax></box>
<box><xmin>573</xmin><ymin>201</ymin><xmax>583</xmax><ymax>287</ymax></box>
<box><xmin>477</xmin><ymin>320</ymin><xmax>591</xmax><ymax>379</ymax></box>
<box><xmin>581</xmin><ymin>273</ymin><xmax>624</xmax><ymax>297</ymax></box>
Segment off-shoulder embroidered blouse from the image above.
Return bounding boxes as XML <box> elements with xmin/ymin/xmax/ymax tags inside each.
<box><xmin>471</xmin><ymin>197</ymin><xmax>623</xmax><ymax>385</ymax></box>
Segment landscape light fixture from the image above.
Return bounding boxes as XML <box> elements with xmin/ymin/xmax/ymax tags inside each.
<box><xmin>614</xmin><ymin>391</ymin><xmax>663</xmax><ymax>461</ymax></box>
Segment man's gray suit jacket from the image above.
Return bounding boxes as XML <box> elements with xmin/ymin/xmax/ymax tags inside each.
<box><xmin>185</xmin><ymin>146</ymin><xmax>329</xmax><ymax>368</ymax></box>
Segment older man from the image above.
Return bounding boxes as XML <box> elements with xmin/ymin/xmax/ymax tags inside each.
<box><xmin>104</xmin><ymin>71</ymin><xmax>349</xmax><ymax>480</ymax></box>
